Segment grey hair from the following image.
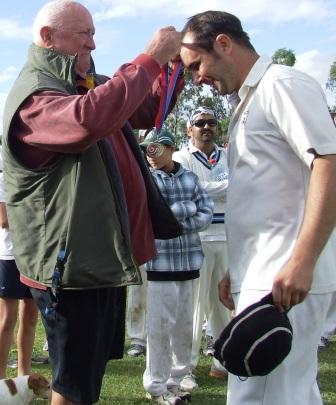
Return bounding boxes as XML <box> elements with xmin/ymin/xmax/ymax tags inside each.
<box><xmin>32</xmin><ymin>0</ymin><xmax>80</xmax><ymax>44</ymax></box>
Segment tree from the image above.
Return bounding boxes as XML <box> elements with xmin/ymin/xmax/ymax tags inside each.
<box><xmin>272</xmin><ymin>48</ymin><xmax>296</xmax><ymax>66</ymax></box>
<box><xmin>326</xmin><ymin>61</ymin><xmax>336</xmax><ymax>111</ymax></box>
<box><xmin>326</xmin><ymin>60</ymin><xmax>336</xmax><ymax>92</ymax></box>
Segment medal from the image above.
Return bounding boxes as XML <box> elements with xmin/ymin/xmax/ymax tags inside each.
<box><xmin>155</xmin><ymin>61</ymin><xmax>183</xmax><ymax>133</ymax></box>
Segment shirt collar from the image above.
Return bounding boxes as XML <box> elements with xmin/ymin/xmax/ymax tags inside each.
<box><xmin>238</xmin><ymin>55</ymin><xmax>272</xmax><ymax>100</ymax></box>
<box><xmin>187</xmin><ymin>139</ymin><xmax>219</xmax><ymax>156</ymax></box>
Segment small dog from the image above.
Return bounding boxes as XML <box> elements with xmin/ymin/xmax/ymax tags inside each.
<box><xmin>0</xmin><ymin>374</ymin><xmax>50</xmax><ymax>404</ymax></box>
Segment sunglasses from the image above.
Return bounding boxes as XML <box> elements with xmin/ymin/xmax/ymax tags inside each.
<box><xmin>192</xmin><ymin>119</ymin><xmax>217</xmax><ymax>128</ymax></box>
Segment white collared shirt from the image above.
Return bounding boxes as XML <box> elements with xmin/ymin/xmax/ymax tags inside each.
<box><xmin>173</xmin><ymin>141</ymin><xmax>228</xmax><ymax>241</ymax></box>
<box><xmin>227</xmin><ymin>55</ymin><xmax>336</xmax><ymax>293</ymax></box>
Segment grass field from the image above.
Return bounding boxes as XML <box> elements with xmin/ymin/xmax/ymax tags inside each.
<box><xmin>7</xmin><ymin>320</ymin><xmax>336</xmax><ymax>404</ymax></box>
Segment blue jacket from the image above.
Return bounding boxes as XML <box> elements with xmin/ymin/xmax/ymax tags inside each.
<box><xmin>146</xmin><ymin>162</ymin><xmax>214</xmax><ymax>281</ymax></box>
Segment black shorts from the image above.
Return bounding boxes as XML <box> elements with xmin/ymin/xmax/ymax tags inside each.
<box><xmin>0</xmin><ymin>260</ymin><xmax>33</xmax><ymax>299</ymax></box>
<box><xmin>30</xmin><ymin>286</ymin><xmax>126</xmax><ymax>405</ymax></box>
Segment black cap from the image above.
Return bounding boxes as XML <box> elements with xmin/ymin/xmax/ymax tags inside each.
<box><xmin>214</xmin><ymin>293</ymin><xmax>293</xmax><ymax>377</ymax></box>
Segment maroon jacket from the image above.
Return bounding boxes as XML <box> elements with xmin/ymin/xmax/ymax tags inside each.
<box><xmin>11</xmin><ymin>54</ymin><xmax>183</xmax><ymax>287</ymax></box>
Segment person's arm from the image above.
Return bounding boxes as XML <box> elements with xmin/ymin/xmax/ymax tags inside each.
<box><xmin>199</xmin><ymin>179</ymin><xmax>228</xmax><ymax>197</ymax></box>
<box><xmin>0</xmin><ymin>202</ymin><xmax>9</xmax><ymax>229</ymax></box>
<box><xmin>172</xmin><ymin>174</ymin><xmax>214</xmax><ymax>233</ymax></box>
<box><xmin>272</xmin><ymin>154</ymin><xmax>336</xmax><ymax>311</ymax></box>
<box><xmin>17</xmin><ymin>55</ymin><xmax>161</xmax><ymax>154</ymax></box>
<box><xmin>129</xmin><ymin>71</ymin><xmax>184</xmax><ymax>129</ymax></box>
<box><xmin>16</xmin><ymin>27</ymin><xmax>182</xmax><ymax>153</ymax></box>
<box><xmin>218</xmin><ymin>271</ymin><xmax>235</xmax><ymax>310</ymax></box>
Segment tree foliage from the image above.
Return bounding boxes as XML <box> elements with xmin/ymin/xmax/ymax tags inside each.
<box><xmin>272</xmin><ymin>48</ymin><xmax>296</xmax><ymax>66</ymax></box>
<box><xmin>326</xmin><ymin>60</ymin><xmax>336</xmax><ymax>111</ymax></box>
<box><xmin>327</xmin><ymin>60</ymin><xmax>336</xmax><ymax>92</ymax></box>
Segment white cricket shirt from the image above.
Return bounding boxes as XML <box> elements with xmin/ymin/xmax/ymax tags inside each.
<box><xmin>227</xmin><ymin>55</ymin><xmax>336</xmax><ymax>293</ymax></box>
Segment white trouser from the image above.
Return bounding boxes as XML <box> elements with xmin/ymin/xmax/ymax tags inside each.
<box><xmin>227</xmin><ymin>290</ymin><xmax>333</xmax><ymax>405</ymax></box>
<box><xmin>126</xmin><ymin>265</ymin><xmax>147</xmax><ymax>346</ymax></box>
<box><xmin>191</xmin><ymin>241</ymin><xmax>231</xmax><ymax>368</ymax></box>
<box><xmin>143</xmin><ymin>280</ymin><xmax>194</xmax><ymax>396</ymax></box>
<box><xmin>321</xmin><ymin>290</ymin><xmax>336</xmax><ymax>339</ymax></box>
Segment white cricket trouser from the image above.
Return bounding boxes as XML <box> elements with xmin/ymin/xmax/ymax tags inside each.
<box><xmin>227</xmin><ymin>290</ymin><xmax>333</xmax><ymax>405</ymax></box>
<box><xmin>191</xmin><ymin>241</ymin><xmax>231</xmax><ymax>368</ymax></box>
<box><xmin>126</xmin><ymin>265</ymin><xmax>147</xmax><ymax>346</ymax></box>
<box><xmin>321</xmin><ymin>290</ymin><xmax>336</xmax><ymax>339</ymax></box>
<box><xmin>143</xmin><ymin>280</ymin><xmax>194</xmax><ymax>396</ymax></box>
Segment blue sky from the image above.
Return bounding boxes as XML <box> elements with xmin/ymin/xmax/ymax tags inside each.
<box><xmin>0</xmin><ymin>0</ymin><xmax>335</xmax><ymax>130</ymax></box>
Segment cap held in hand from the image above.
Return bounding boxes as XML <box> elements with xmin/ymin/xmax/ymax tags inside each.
<box><xmin>214</xmin><ymin>293</ymin><xmax>293</xmax><ymax>377</ymax></box>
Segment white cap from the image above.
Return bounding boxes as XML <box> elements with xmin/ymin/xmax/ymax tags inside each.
<box><xmin>187</xmin><ymin>107</ymin><xmax>216</xmax><ymax>128</ymax></box>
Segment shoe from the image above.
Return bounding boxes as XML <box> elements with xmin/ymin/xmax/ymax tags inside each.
<box><xmin>168</xmin><ymin>386</ymin><xmax>191</xmax><ymax>402</ymax></box>
<box><xmin>204</xmin><ymin>335</ymin><xmax>215</xmax><ymax>356</ymax></box>
<box><xmin>7</xmin><ymin>358</ymin><xmax>18</xmax><ymax>369</ymax></box>
<box><xmin>180</xmin><ymin>373</ymin><xmax>198</xmax><ymax>391</ymax></box>
<box><xmin>31</xmin><ymin>355</ymin><xmax>49</xmax><ymax>365</ymax></box>
<box><xmin>145</xmin><ymin>391</ymin><xmax>182</xmax><ymax>404</ymax></box>
<box><xmin>43</xmin><ymin>341</ymin><xmax>49</xmax><ymax>352</ymax></box>
<box><xmin>127</xmin><ymin>343</ymin><xmax>146</xmax><ymax>357</ymax></box>
<box><xmin>209</xmin><ymin>365</ymin><xmax>228</xmax><ymax>380</ymax></box>
<box><xmin>318</xmin><ymin>336</ymin><xmax>330</xmax><ymax>349</ymax></box>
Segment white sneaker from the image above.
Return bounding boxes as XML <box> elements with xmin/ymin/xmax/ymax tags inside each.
<box><xmin>146</xmin><ymin>391</ymin><xmax>182</xmax><ymax>404</ymax></box>
<box><xmin>204</xmin><ymin>335</ymin><xmax>215</xmax><ymax>356</ymax></box>
<box><xmin>168</xmin><ymin>386</ymin><xmax>191</xmax><ymax>402</ymax></box>
<box><xmin>127</xmin><ymin>344</ymin><xmax>146</xmax><ymax>357</ymax></box>
<box><xmin>180</xmin><ymin>374</ymin><xmax>198</xmax><ymax>392</ymax></box>
<box><xmin>318</xmin><ymin>336</ymin><xmax>330</xmax><ymax>349</ymax></box>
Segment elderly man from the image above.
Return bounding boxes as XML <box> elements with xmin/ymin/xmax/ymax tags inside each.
<box><xmin>2</xmin><ymin>1</ymin><xmax>183</xmax><ymax>404</ymax></box>
<box><xmin>173</xmin><ymin>107</ymin><xmax>231</xmax><ymax>389</ymax></box>
<box><xmin>180</xmin><ymin>10</ymin><xmax>336</xmax><ymax>405</ymax></box>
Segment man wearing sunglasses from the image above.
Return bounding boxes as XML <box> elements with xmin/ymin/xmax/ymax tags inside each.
<box><xmin>173</xmin><ymin>107</ymin><xmax>231</xmax><ymax>390</ymax></box>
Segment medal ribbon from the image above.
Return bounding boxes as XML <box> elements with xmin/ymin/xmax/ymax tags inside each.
<box><xmin>155</xmin><ymin>61</ymin><xmax>182</xmax><ymax>134</ymax></box>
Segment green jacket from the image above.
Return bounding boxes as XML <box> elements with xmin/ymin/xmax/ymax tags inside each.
<box><xmin>2</xmin><ymin>44</ymin><xmax>181</xmax><ymax>289</ymax></box>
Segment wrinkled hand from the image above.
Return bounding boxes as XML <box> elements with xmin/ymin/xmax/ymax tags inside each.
<box><xmin>272</xmin><ymin>260</ymin><xmax>315</xmax><ymax>312</ymax></box>
<box><xmin>144</xmin><ymin>27</ymin><xmax>182</xmax><ymax>66</ymax></box>
<box><xmin>218</xmin><ymin>271</ymin><xmax>235</xmax><ymax>311</ymax></box>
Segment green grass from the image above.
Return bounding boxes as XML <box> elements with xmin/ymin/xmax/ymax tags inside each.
<box><xmin>7</xmin><ymin>320</ymin><xmax>336</xmax><ymax>404</ymax></box>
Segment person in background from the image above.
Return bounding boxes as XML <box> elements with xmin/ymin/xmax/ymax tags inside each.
<box><xmin>180</xmin><ymin>10</ymin><xmax>336</xmax><ymax>405</ymax></box>
<box><xmin>141</xmin><ymin>128</ymin><xmax>214</xmax><ymax>405</ymax></box>
<box><xmin>0</xmin><ymin>151</ymin><xmax>39</xmax><ymax>379</ymax></box>
<box><xmin>125</xmin><ymin>128</ymin><xmax>149</xmax><ymax>357</ymax></box>
<box><xmin>2</xmin><ymin>1</ymin><xmax>183</xmax><ymax>404</ymax></box>
<box><xmin>318</xmin><ymin>292</ymin><xmax>336</xmax><ymax>348</ymax></box>
<box><xmin>173</xmin><ymin>107</ymin><xmax>231</xmax><ymax>390</ymax></box>
<box><xmin>126</xmin><ymin>264</ymin><xmax>147</xmax><ymax>357</ymax></box>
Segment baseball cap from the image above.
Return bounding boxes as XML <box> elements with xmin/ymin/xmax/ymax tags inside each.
<box><xmin>214</xmin><ymin>293</ymin><xmax>293</xmax><ymax>377</ymax></box>
<box><xmin>140</xmin><ymin>128</ymin><xmax>175</xmax><ymax>148</ymax></box>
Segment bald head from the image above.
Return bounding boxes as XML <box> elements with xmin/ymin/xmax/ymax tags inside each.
<box><xmin>32</xmin><ymin>0</ymin><xmax>95</xmax><ymax>78</ymax></box>
<box><xmin>32</xmin><ymin>0</ymin><xmax>89</xmax><ymax>45</ymax></box>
